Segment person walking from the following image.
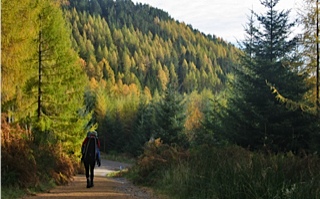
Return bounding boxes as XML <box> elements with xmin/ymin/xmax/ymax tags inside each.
<box><xmin>81</xmin><ymin>131</ymin><xmax>101</xmax><ymax>188</ymax></box>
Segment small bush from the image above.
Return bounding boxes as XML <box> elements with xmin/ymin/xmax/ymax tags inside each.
<box><xmin>129</xmin><ymin>138</ymin><xmax>189</xmax><ymax>185</ymax></box>
<box><xmin>1</xmin><ymin>118</ymin><xmax>39</xmax><ymax>188</ymax></box>
<box><xmin>37</xmin><ymin>144</ymin><xmax>75</xmax><ymax>185</ymax></box>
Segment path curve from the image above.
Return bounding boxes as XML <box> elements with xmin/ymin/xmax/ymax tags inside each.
<box><xmin>22</xmin><ymin>159</ymin><xmax>163</xmax><ymax>199</ymax></box>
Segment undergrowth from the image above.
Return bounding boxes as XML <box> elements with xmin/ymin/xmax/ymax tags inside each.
<box><xmin>1</xmin><ymin>116</ymin><xmax>79</xmax><ymax>198</ymax></box>
<box><xmin>129</xmin><ymin>140</ymin><xmax>320</xmax><ymax>199</ymax></box>
<box><xmin>127</xmin><ymin>138</ymin><xmax>189</xmax><ymax>186</ymax></box>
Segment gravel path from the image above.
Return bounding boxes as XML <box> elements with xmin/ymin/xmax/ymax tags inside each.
<box><xmin>22</xmin><ymin>159</ymin><xmax>165</xmax><ymax>199</ymax></box>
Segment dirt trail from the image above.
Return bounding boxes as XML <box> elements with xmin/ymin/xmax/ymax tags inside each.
<box><xmin>22</xmin><ymin>159</ymin><xmax>163</xmax><ymax>199</ymax></box>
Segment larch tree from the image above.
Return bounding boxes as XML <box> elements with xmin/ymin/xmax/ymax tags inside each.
<box><xmin>300</xmin><ymin>0</ymin><xmax>320</xmax><ymax>115</ymax></box>
<box><xmin>30</xmin><ymin>0</ymin><xmax>88</xmax><ymax>151</ymax></box>
<box><xmin>1</xmin><ymin>0</ymin><xmax>39</xmax><ymax>123</ymax></box>
<box><xmin>225</xmin><ymin>0</ymin><xmax>312</xmax><ymax>152</ymax></box>
<box><xmin>299</xmin><ymin>0</ymin><xmax>320</xmax><ymax>151</ymax></box>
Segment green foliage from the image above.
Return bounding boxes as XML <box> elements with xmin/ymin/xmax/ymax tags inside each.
<box><xmin>299</xmin><ymin>0</ymin><xmax>320</xmax><ymax>151</ymax></box>
<box><xmin>222</xmin><ymin>0</ymin><xmax>314</xmax><ymax>152</ymax></box>
<box><xmin>129</xmin><ymin>100</ymin><xmax>156</xmax><ymax>156</ymax></box>
<box><xmin>1</xmin><ymin>187</ymin><xmax>27</xmax><ymax>199</ymax></box>
<box><xmin>195</xmin><ymin>92</ymin><xmax>227</xmax><ymax>146</ymax></box>
<box><xmin>154</xmin><ymin>85</ymin><xmax>188</xmax><ymax>147</ymax></box>
<box><xmin>32</xmin><ymin>0</ymin><xmax>89</xmax><ymax>155</ymax></box>
<box><xmin>132</xmin><ymin>145</ymin><xmax>320</xmax><ymax>199</ymax></box>
<box><xmin>2</xmin><ymin>0</ymin><xmax>89</xmax><ymax>151</ymax></box>
<box><xmin>1</xmin><ymin>0</ymin><xmax>39</xmax><ymax>121</ymax></box>
<box><xmin>128</xmin><ymin>138</ymin><xmax>189</xmax><ymax>185</ymax></box>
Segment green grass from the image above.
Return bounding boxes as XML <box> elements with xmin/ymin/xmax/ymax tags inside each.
<box><xmin>1</xmin><ymin>186</ymin><xmax>26</xmax><ymax>199</ymax></box>
<box><xmin>106</xmin><ymin>168</ymin><xmax>130</xmax><ymax>178</ymax></box>
<box><xmin>2</xmin><ymin>180</ymin><xmax>56</xmax><ymax>199</ymax></box>
<box><xmin>129</xmin><ymin>145</ymin><xmax>320</xmax><ymax>199</ymax></box>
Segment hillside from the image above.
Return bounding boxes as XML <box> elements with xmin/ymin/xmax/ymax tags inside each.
<box><xmin>64</xmin><ymin>0</ymin><xmax>239</xmax><ymax>94</ymax></box>
<box><xmin>2</xmin><ymin>1</ymin><xmax>320</xmax><ymax>198</ymax></box>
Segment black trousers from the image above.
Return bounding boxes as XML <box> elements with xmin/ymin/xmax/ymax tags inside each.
<box><xmin>84</xmin><ymin>160</ymin><xmax>95</xmax><ymax>182</ymax></box>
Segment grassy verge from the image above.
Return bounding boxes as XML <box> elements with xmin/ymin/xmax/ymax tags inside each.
<box><xmin>128</xmin><ymin>142</ymin><xmax>320</xmax><ymax>199</ymax></box>
<box><xmin>1</xmin><ymin>186</ymin><xmax>26</xmax><ymax>199</ymax></box>
<box><xmin>2</xmin><ymin>180</ymin><xmax>56</xmax><ymax>199</ymax></box>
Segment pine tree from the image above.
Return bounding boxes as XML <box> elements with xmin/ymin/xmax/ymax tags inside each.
<box><xmin>130</xmin><ymin>100</ymin><xmax>156</xmax><ymax>156</ymax></box>
<box><xmin>225</xmin><ymin>0</ymin><xmax>312</xmax><ymax>152</ymax></box>
<box><xmin>154</xmin><ymin>84</ymin><xmax>187</xmax><ymax>146</ymax></box>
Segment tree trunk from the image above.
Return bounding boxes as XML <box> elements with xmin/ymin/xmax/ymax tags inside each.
<box><xmin>38</xmin><ymin>28</ymin><xmax>42</xmax><ymax>119</ymax></box>
<box><xmin>317</xmin><ymin>0</ymin><xmax>319</xmax><ymax>117</ymax></box>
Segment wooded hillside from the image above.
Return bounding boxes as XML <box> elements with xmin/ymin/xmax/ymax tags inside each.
<box><xmin>65</xmin><ymin>0</ymin><xmax>238</xmax><ymax>94</ymax></box>
<box><xmin>62</xmin><ymin>0</ymin><xmax>240</xmax><ymax>153</ymax></box>
<box><xmin>2</xmin><ymin>0</ymin><xmax>320</xmax><ymax>197</ymax></box>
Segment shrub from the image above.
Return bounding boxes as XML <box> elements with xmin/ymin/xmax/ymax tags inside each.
<box><xmin>129</xmin><ymin>138</ymin><xmax>189</xmax><ymax>185</ymax></box>
<box><xmin>34</xmin><ymin>143</ymin><xmax>76</xmax><ymax>185</ymax></box>
<box><xmin>1</xmin><ymin>117</ymin><xmax>38</xmax><ymax>188</ymax></box>
<box><xmin>1</xmin><ymin>115</ymin><xmax>78</xmax><ymax>190</ymax></box>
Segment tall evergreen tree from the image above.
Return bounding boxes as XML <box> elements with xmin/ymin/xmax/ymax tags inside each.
<box><xmin>154</xmin><ymin>84</ymin><xmax>187</xmax><ymax>146</ymax></box>
<box><xmin>130</xmin><ymin>100</ymin><xmax>156</xmax><ymax>156</ymax></box>
<box><xmin>224</xmin><ymin>0</ymin><xmax>312</xmax><ymax>152</ymax></box>
<box><xmin>30</xmin><ymin>0</ymin><xmax>88</xmax><ymax>150</ymax></box>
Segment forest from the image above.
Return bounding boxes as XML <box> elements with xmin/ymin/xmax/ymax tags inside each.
<box><xmin>2</xmin><ymin>0</ymin><xmax>320</xmax><ymax>198</ymax></box>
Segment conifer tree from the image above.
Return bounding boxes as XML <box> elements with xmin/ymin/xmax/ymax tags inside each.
<box><xmin>154</xmin><ymin>84</ymin><xmax>187</xmax><ymax>146</ymax></box>
<box><xmin>130</xmin><ymin>100</ymin><xmax>156</xmax><ymax>156</ymax></box>
<box><xmin>1</xmin><ymin>0</ymin><xmax>38</xmax><ymax>122</ymax></box>
<box><xmin>300</xmin><ymin>0</ymin><xmax>320</xmax><ymax>112</ymax></box>
<box><xmin>225</xmin><ymin>0</ymin><xmax>312</xmax><ymax>152</ymax></box>
<box><xmin>31</xmin><ymin>0</ymin><xmax>88</xmax><ymax>149</ymax></box>
<box><xmin>299</xmin><ymin>0</ymin><xmax>320</xmax><ymax>151</ymax></box>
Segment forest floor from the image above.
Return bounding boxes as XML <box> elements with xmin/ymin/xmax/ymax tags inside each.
<box><xmin>22</xmin><ymin>159</ymin><xmax>166</xmax><ymax>199</ymax></box>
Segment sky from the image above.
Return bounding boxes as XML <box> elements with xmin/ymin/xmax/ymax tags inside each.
<box><xmin>131</xmin><ymin>0</ymin><xmax>304</xmax><ymax>45</ymax></box>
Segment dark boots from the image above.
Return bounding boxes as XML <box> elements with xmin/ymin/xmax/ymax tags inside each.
<box><xmin>90</xmin><ymin>176</ymin><xmax>94</xmax><ymax>187</ymax></box>
<box><xmin>86</xmin><ymin>178</ymin><xmax>94</xmax><ymax>188</ymax></box>
<box><xmin>86</xmin><ymin>178</ymin><xmax>91</xmax><ymax>188</ymax></box>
